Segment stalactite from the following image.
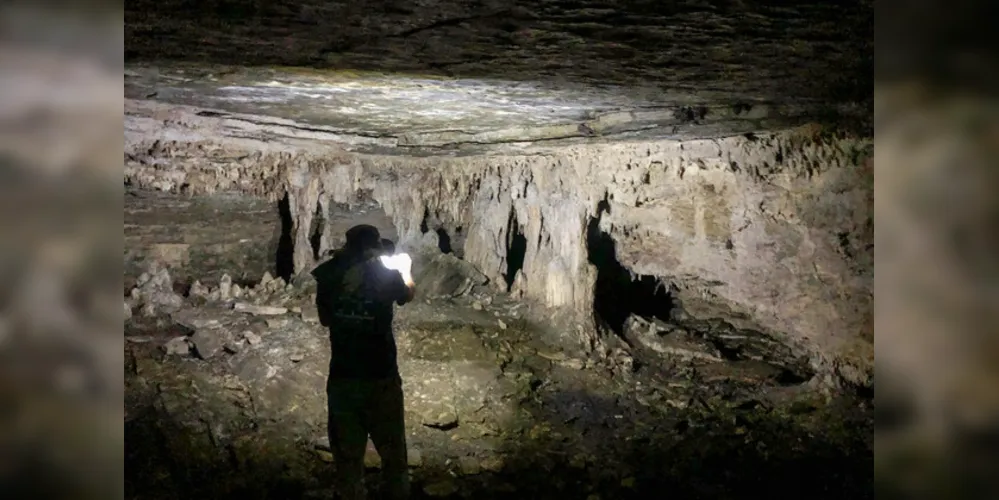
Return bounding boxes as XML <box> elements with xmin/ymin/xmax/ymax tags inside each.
<box><xmin>125</xmin><ymin>101</ymin><xmax>874</xmax><ymax>386</ymax></box>
<box><xmin>317</xmin><ymin>196</ymin><xmax>335</xmax><ymax>257</ymax></box>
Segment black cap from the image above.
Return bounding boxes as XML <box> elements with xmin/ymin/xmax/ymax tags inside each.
<box><xmin>344</xmin><ymin>224</ymin><xmax>381</xmax><ymax>252</ymax></box>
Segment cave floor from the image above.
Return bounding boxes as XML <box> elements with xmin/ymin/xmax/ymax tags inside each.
<box><xmin>124</xmin><ymin>271</ymin><xmax>872</xmax><ymax>500</ymax></box>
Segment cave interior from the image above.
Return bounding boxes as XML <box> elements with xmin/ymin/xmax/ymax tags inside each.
<box><xmin>124</xmin><ymin>1</ymin><xmax>874</xmax><ymax>499</ymax></box>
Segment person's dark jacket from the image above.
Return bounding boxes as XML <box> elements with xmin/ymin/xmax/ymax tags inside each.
<box><xmin>312</xmin><ymin>249</ymin><xmax>410</xmax><ymax>379</ymax></box>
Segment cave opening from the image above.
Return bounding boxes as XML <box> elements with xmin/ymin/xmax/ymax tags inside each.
<box><xmin>275</xmin><ymin>193</ymin><xmax>294</xmax><ymax>281</ymax></box>
<box><xmin>309</xmin><ymin>201</ymin><xmax>325</xmax><ymax>261</ymax></box>
<box><xmin>436</xmin><ymin>228</ymin><xmax>452</xmax><ymax>254</ymax></box>
<box><xmin>419</xmin><ymin>208</ymin><xmax>430</xmax><ymax>234</ymax></box>
<box><xmin>504</xmin><ymin>209</ymin><xmax>527</xmax><ymax>293</ymax></box>
<box><xmin>419</xmin><ymin>207</ymin><xmax>465</xmax><ymax>256</ymax></box>
<box><xmin>586</xmin><ymin>199</ymin><xmax>675</xmax><ymax>335</ymax></box>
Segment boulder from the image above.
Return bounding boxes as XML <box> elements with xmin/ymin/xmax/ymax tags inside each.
<box><xmin>163</xmin><ymin>336</ymin><xmax>191</xmax><ymax>356</ymax></box>
<box><xmin>191</xmin><ymin>328</ymin><xmax>232</xmax><ymax>360</ymax></box>
<box><xmin>413</xmin><ymin>252</ymin><xmax>488</xmax><ymax>298</ymax></box>
<box><xmin>622</xmin><ymin>315</ymin><xmax>723</xmax><ymax>363</ymax></box>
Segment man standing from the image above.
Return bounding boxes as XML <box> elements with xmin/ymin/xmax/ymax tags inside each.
<box><xmin>311</xmin><ymin>225</ymin><xmax>416</xmax><ymax>500</ymax></box>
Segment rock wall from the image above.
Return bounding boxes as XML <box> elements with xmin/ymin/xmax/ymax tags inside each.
<box><xmin>596</xmin><ymin>133</ymin><xmax>874</xmax><ymax>385</ymax></box>
<box><xmin>125</xmin><ymin>189</ymin><xmax>281</xmax><ymax>288</ymax></box>
<box><xmin>125</xmin><ymin>99</ymin><xmax>873</xmax><ymax>387</ymax></box>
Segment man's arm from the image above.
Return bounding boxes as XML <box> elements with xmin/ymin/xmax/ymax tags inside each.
<box><xmin>316</xmin><ymin>290</ymin><xmax>333</xmax><ymax>327</ymax></box>
<box><xmin>385</xmin><ymin>267</ymin><xmax>416</xmax><ymax>306</ymax></box>
<box><xmin>313</xmin><ymin>269</ymin><xmax>336</xmax><ymax>327</ymax></box>
<box><xmin>397</xmin><ymin>276</ymin><xmax>416</xmax><ymax>306</ymax></box>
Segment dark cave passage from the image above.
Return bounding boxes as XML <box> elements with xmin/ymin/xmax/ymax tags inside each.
<box><xmin>504</xmin><ymin>209</ymin><xmax>527</xmax><ymax>293</ymax></box>
<box><xmin>309</xmin><ymin>201</ymin><xmax>325</xmax><ymax>261</ymax></box>
<box><xmin>275</xmin><ymin>193</ymin><xmax>295</xmax><ymax>281</ymax></box>
<box><xmin>436</xmin><ymin>227</ymin><xmax>453</xmax><ymax>254</ymax></box>
<box><xmin>419</xmin><ymin>208</ymin><xmax>431</xmax><ymax>234</ymax></box>
<box><xmin>420</xmin><ymin>208</ymin><xmax>465</xmax><ymax>256</ymax></box>
<box><xmin>587</xmin><ymin>200</ymin><xmax>675</xmax><ymax>335</ymax></box>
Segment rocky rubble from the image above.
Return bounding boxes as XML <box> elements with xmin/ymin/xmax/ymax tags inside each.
<box><xmin>125</xmin><ymin>257</ymin><xmax>870</xmax><ymax>499</ymax></box>
<box><xmin>624</xmin><ymin>315</ymin><xmax>724</xmax><ymax>362</ymax></box>
<box><xmin>126</xmin><ymin>262</ymin><xmax>184</xmax><ymax>317</ymax></box>
<box><xmin>622</xmin><ymin>315</ymin><xmax>813</xmax><ymax>378</ymax></box>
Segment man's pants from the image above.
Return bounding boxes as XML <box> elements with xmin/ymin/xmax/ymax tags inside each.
<box><xmin>327</xmin><ymin>376</ymin><xmax>410</xmax><ymax>500</ymax></box>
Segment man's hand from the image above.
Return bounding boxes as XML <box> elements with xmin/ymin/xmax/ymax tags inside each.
<box><xmin>379</xmin><ymin>252</ymin><xmax>413</xmax><ymax>285</ymax></box>
<box><xmin>401</xmin><ymin>281</ymin><xmax>416</xmax><ymax>305</ymax></box>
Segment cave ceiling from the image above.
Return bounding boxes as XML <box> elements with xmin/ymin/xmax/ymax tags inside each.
<box><xmin>125</xmin><ymin>0</ymin><xmax>872</xmax><ymax>153</ymax></box>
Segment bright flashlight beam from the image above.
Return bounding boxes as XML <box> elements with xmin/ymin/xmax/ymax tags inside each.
<box><xmin>379</xmin><ymin>252</ymin><xmax>413</xmax><ymax>284</ymax></box>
